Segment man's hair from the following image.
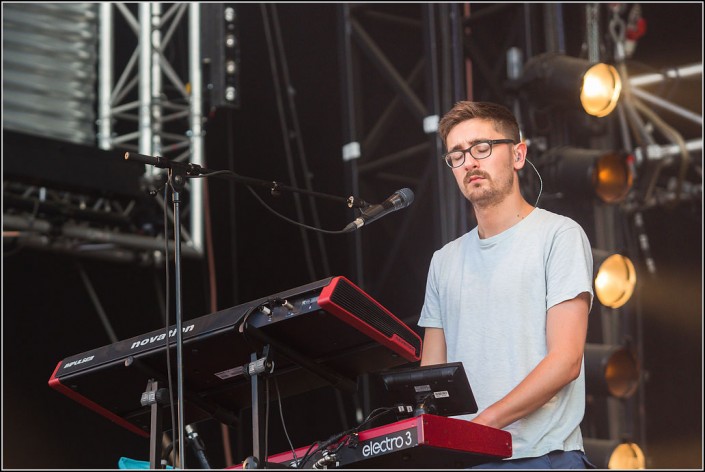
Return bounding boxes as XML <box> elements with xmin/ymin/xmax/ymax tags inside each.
<box><xmin>438</xmin><ymin>101</ymin><xmax>521</xmax><ymax>147</ymax></box>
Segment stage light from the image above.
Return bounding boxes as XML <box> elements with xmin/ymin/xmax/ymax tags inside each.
<box><xmin>201</xmin><ymin>4</ymin><xmax>241</xmax><ymax>109</ymax></box>
<box><xmin>521</xmin><ymin>53</ymin><xmax>622</xmax><ymax>117</ymax></box>
<box><xmin>592</xmin><ymin>249</ymin><xmax>637</xmax><ymax>309</ymax></box>
<box><xmin>584</xmin><ymin>343</ymin><xmax>639</xmax><ymax>399</ymax></box>
<box><xmin>583</xmin><ymin>438</ymin><xmax>646</xmax><ymax>469</ymax></box>
<box><xmin>541</xmin><ymin>147</ymin><xmax>634</xmax><ymax>203</ymax></box>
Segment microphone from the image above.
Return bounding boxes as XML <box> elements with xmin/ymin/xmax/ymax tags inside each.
<box><xmin>344</xmin><ymin>188</ymin><xmax>414</xmax><ymax>232</ymax></box>
<box><xmin>124</xmin><ymin>152</ymin><xmax>205</xmax><ymax>176</ymax></box>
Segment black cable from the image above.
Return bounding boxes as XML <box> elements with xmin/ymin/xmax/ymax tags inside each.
<box><xmin>187</xmin><ymin>170</ymin><xmax>235</xmax><ymax>178</ymax></box>
<box><xmin>190</xmin><ymin>170</ymin><xmax>350</xmax><ymax>234</ymax></box>
<box><xmin>274</xmin><ymin>377</ymin><xmax>297</xmax><ymax>462</ymax></box>
<box><xmin>296</xmin><ymin>440</ymin><xmax>323</xmax><ymax>470</ymax></box>
<box><xmin>163</xmin><ymin>439</ymin><xmax>175</xmax><ymax>459</ymax></box>
<box><xmin>355</xmin><ymin>406</ymin><xmax>398</xmax><ymax>432</ymax></box>
<box><xmin>244</xmin><ymin>185</ymin><xmax>350</xmax><ymax>235</ymax></box>
<box><xmin>296</xmin><ymin>406</ymin><xmax>398</xmax><ymax>468</ymax></box>
<box><xmin>163</xmin><ymin>183</ymin><xmax>178</xmax><ymax>468</ymax></box>
<box><xmin>186</xmin><ymin>425</ymin><xmax>212</xmax><ymax>469</ymax></box>
<box><xmin>325</xmin><ymin>406</ymin><xmax>398</xmax><ymax>460</ymax></box>
<box><xmin>238</xmin><ymin>303</ymin><xmax>268</xmax><ymax>353</ymax></box>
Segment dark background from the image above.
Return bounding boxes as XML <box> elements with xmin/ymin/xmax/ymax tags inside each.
<box><xmin>3</xmin><ymin>3</ymin><xmax>702</xmax><ymax>469</ymax></box>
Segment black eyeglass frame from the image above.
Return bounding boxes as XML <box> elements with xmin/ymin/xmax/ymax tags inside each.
<box><xmin>442</xmin><ymin>139</ymin><xmax>516</xmax><ymax>168</ymax></box>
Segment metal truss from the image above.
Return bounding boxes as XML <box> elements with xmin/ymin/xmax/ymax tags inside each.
<box><xmin>339</xmin><ymin>2</ymin><xmax>702</xmax><ymax>464</ymax></box>
<box><xmin>461</xmin><ymin>1</ymin><xmax>653</xmax><ymax>456</ymax></box>
<box><xmin>3</xmin><ymin>179</ymin><xmax>200</xmax><ymax>264</ymax></box>
<box><xmin>3</xmin><ymin>3</ymin><xmax>207</xmax><ymax>264</ymax></box>
<box><xmin>600</xmin><ymin>11</ymin><xmax>701</xmax><ymax>458</ymax></box>
<box><xmin>97</xmin><ymin>2</ymin><xmax>205</xmax><ymax>255</ymax></box>
<box><xmin>338</xmin><ymin>4</ymin><xmax>467</xmax><ymax>298</ymax></box>
<box><xmin>463</xmin><ymin>3</ymin><xmax>701</xmax><ymax>462</ymax></box>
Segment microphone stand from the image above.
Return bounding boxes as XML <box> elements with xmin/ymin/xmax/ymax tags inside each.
<box><xmin>124</xmin><ymin>151</ymin><xmax>369</xmax><ymax>469</ymax></box>
<box><xmin>168</xmin><ymin>167</ymin><xmax>187</xmax><ymax>469</ymax></box>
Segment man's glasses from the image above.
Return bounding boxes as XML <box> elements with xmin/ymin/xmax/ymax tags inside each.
<box><xmin>442</xmin><ymin>139</ymin><xmax>515</xmax><ymax>168</ymax></box>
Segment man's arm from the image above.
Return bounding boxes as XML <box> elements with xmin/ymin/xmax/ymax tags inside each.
<box><xmin>420</xmin><ymin>327</ymin><xmax>447</xmax><ymax>366</ymax></box>
<box><xmin>471</xmin><ymin>291</ymin><xmax>591</xmax><ymax>429</ymax></box>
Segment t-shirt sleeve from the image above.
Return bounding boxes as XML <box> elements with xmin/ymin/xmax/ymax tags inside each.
<box><xmin>545</xmin><ymin>221</ymin><xmax>594</xmax><ymax>311</ymax></box>
<box><xmin>418</xmin><ymin>251</ymin><xmax>444</xmax><ymax>329</ymax></box>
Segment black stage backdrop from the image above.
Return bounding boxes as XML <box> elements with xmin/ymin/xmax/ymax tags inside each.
<box><xmin>3</xmin><ymin>3</ymin><xmax>702</xmax><ymax>469</ymax></box>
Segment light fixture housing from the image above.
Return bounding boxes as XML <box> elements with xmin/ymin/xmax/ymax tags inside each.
<box><xmin>583</xmin><ymin>438</ymin><xmax>646</xmax><ymax>469</ymax></box>
<box><xmin>541</xmin><ymin>147</ymin><xmax>634</xmax><ymax>204</ymax></box>
<box><xmin>201</xmin><ymin>3</ymin><xmax>241</xmax><ymax>109</ymax></box>
<box><xmin>522</xmin><ymin>52</ymin><xmax>622</xmax><ymax>117</ymax></box>
<box><xmin>584</xmin><ymin>343</ymin><xmax>640</xmax><ymax>399</ymax></box>
<box><xmin>592</xmin><ymin>249</ymin><xmax>637</xmax><ymax>308</ymax></box>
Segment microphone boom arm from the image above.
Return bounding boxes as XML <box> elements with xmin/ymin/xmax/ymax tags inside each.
<box><xmin>124</xmin><ymin>152</ymin><xmax>369</xmax><ymax>209</ymax></box>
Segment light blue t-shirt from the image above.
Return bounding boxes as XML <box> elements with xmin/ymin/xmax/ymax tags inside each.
<box><xmin>418</xmin><ymin>208</ymin><xmax>594</xmax><ymax>459</ymax></box>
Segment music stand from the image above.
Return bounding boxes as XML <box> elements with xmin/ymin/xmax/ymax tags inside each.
<box><xmin>379</xmin><ymin>362</ymin><xmax>478</xmax><ymax>418</ymax></box>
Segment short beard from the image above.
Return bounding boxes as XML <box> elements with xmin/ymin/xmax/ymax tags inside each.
<box><xmin>468</xmin><ymin>169</ymin><xmax>515</xmax><ymax>210</ymax></box>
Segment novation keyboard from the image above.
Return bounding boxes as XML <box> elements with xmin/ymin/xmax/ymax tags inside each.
<box><xmin>49</xmin><ymin>276</ymin><xmax>422</xmax><ymax>437</ymax></box>
<box><xmin>241</xmin><ymin>414</ymin><xmax>512</xmax><ymax>469</ymax></box>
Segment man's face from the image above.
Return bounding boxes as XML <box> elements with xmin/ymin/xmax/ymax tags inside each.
<box><xmin>446</xmin><ymin>118</ymin><xmax>517</xmax><ymax>209</ymax></box>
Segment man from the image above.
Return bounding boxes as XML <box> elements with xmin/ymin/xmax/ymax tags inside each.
<box><xmin>418</xmin><ymin>101</ymin><xmax>595</xmax><ymax>469</ymax></box>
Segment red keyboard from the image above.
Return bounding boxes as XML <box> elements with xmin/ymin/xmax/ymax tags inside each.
<box><xmin>233</xmin><ymin>414</ymin><xmax>512</xmax><ymax>469</ymax></box>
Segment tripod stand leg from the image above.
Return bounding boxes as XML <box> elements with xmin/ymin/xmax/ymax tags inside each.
<box><xmin>243</xmin><ymin>346</ymin><xmax>274</xmax><ymax>469</ymax></box>
<box><xmin>251</xmin><ymin>352</ymin><xmax>264</xmax><ymax>466</ymax></box>
<box><xmin>143</xmin><ymin>379</ymin><xmax>163</xmax><ymax>469</ymax></box>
